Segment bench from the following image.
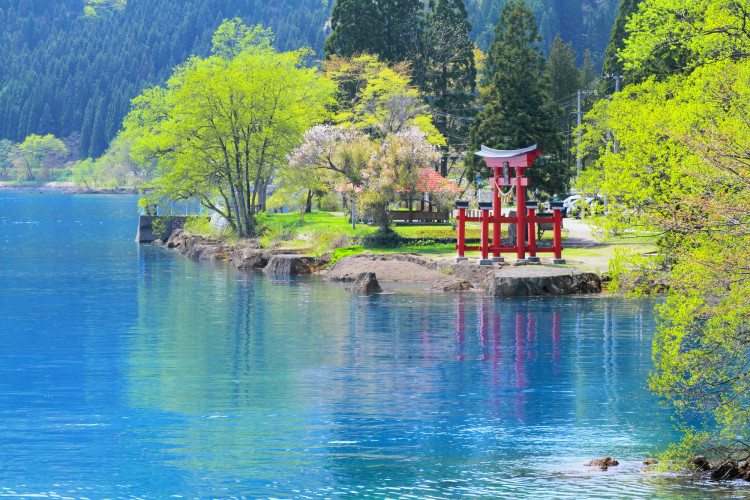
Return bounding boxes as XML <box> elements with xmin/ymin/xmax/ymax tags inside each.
<box><xmin>390</xmin><ymin>210</ymin><xmax>449</xmax><ymax>223</ymax></box>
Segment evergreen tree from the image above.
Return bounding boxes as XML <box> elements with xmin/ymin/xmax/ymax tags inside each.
<box><xmin>580</xmin><ymin>48</ymin><xmax>597</xmax><ymax>89</ymax></box>
<box><xmin>600</xmin><ymin>0</ymin><xmax>641</xmax><ymax>94</ymax></box>
<box><xmin>379</xmin><ymin>0</ymin><xmax>424</xmax><ymax>63</ymax></box>
<box><xmin>547</xmin><ymin>34</ymin><xmax>579</xmax><ymax>103</ymax></box>
<box><xmin>420</xmin><ymin>0</ymin><xmax>476</xmax><ymax>149</ymax></box>
<box><xmin>547</xmin><ymin>34</ymin><xmax>579</xmax><ymax>169</ymax></box>
<box><xmin>324</xmin><ymin>0</ymin><xmax>383</xmax><ymax>59</ymax></box>
<box><xmin>466</xmin><ymin>0</ymin><xmax>569</xmax><ymax>197</ymax></box>
<box><xmin>38</xmin><ymin>102</ymin><xmax>55</xmax><ymax>134</ymax></box>
<box><xmin>88</xmin><ymin>97</ymin><xmax>107</xmax><ymax>159</ymax></box>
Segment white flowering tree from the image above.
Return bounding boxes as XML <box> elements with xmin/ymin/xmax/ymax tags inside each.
<box><xmin>288</xmin><ymin>124</ymin><xmax>439</xmax><ymax>232</ymax></box>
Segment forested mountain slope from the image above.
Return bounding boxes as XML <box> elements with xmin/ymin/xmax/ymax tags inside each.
<box><xmin>467</xmin><ymin>0</ymin><xmax>620</xmax><ymax>66</ymax></box>
<box><xmin>0</xmin><ymin>0</ymin><xmax>617</xmax><ymax>158</ymax></box>
<box><xmin>0</xmin><ymin>0</ymin><xmax>333</xmax><ymax>157</ymax></box>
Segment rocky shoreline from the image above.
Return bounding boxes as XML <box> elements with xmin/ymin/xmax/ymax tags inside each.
<box><xmin>161</xmin><ymin>229</ymin><xmax>602</xmax><ymax>296</ymax></box>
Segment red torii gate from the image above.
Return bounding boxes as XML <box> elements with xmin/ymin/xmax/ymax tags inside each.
<box><xmin>455</xmin><ymin>145</ymin><xmax>565</xmax><ymax>265</ymax></box>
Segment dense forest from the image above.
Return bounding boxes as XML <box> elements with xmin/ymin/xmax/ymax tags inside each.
<box><xmin>0</xmin><ymin>0</ymin><xmax>334</xmax><ymax>158</ymax></box>
<box><xmin>0</xmin><ymin>0</ymin><xmax>618</xmax><ymax>158</ymax></box>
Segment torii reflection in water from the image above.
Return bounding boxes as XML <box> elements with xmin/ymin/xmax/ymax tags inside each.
<box><xmin>454</xmin><ymin>295</ymin><xmax>564</xmax><ymax>421</ymax></box>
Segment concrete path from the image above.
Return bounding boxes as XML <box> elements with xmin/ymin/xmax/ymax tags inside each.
<box><xmin>562</xmin><ymin>218</ymin><xmax>601</xmax><ymax>247</ymax></box>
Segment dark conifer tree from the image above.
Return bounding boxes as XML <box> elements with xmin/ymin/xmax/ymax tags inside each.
<box><xmin>79</xmin><ymin>100</ymin><xmax>94</xmax><ymax>160</ymax></box>
<box><xmin>88</xmin><ymin>98</ymin><xmax>107</xmax><ymax>158</ymax></box>
<box><xmin>325</xmin><ymin>0</ymin><xmax>382</xmax><ymax>58</ymax></box>
<box><xmin>467</xmin><ymin>0</ymin><xmax>569</xmax><ymax>197</ymax></box>
<box><xmin>600</xmin><ymin>0</ymin><xmax>640</xmax><ymax>94</ymax></box>
<box><xmin>547</xmin><ymin>34</ymin><xmax>579</xmax><ymax>171</ymax></box>
<box><xmin>38</xmin><ymin>102</ymin><xmax>55</xmax><ymax>134</ymax></box>
<box><xmin>547</xmin><ymin>34</ymin><xmax>579</xmax><ymax>103</ymax></box>
<box><xmin>379</xmin><ymin>0</ymin><xmax>424</xmax><ymax>63</ymax></box>
<box><xmin>420</xmin><ymin>0</ymin><xmax>476</xmax><ymax>149</ymax></box>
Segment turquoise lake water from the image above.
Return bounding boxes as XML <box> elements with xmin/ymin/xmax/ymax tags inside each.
<box><xmin>1</xmin><ymin>191</ymin><xmax>749</xmax><ymax>499</ymax></box>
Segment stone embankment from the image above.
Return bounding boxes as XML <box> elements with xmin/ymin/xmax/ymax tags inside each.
<box><xmin>163</xmin><ymin>229</ymin><xmax>331</xmax><ymax>274</ymax></box>
<box><xmin>160</xmin><ymin>229</ymin><xmax>601</xmax><ymax>297</ymax></box>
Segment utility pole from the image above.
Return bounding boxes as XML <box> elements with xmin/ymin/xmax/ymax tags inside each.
<box><xmin>604</xmin><ymin>74</ymin><xmax>623</xmax><ymax>154</ymax></box>
<box><xmin>602</xmin><ymin>74</ymin><xmax>623</xmax><ymax>213</ymax></box>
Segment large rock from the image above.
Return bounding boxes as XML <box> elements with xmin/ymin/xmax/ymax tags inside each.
<box><xmin>486</xmin><ymin>269</ymin><xmax>601</xmax><ymax>297</ymax></box>
<box><xmin>165</xmin><ymin>228</ymin><xmax>189</xmax><ymax>249</ymax></box>
<box><xmin>348</xmin><ymin>272</ymin><xmax>382</xmax><ymax>293</ymax></box>
<box><xmin>231</xmin><ymin>248</ymin><xmax>270</xmax><ymax>270</ymax></box>
<box><xmin>264</xmin><ymin>255</ymin><xmax>317</xmax><ymax>275</ymax></box>
<box><xmin>185</xmin><ymin>243</ymin><xmax>231</xmax><ymax>261</ymax></box>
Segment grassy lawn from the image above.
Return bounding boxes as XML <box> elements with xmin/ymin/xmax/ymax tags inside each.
<box><xmin>260</xmin><ymin>211</ymin><xmax>563</xmax><ymax>246</ymax></box>
<box><xmin>218</xmin><ymin>211</ymin><xmax>653</xmax><ymax>271</ymax></box>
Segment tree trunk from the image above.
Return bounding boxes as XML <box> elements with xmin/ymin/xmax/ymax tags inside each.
<box><xmin>305</xmin><ymin>189</ymin><xmax>313</xmax><ymax>213</ymax></box>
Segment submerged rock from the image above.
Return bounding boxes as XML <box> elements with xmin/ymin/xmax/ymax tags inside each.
<box><xmin>585</xmin><ymin>457</ymin><xmax>619</xmax><ymax>470</ymax></box>
<box><xmin>348</xmin><ymin>272</ymin><xmax>382</xmax><ymax>294</ymax></box>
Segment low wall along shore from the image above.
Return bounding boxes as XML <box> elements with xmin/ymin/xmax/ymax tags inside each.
<box><xmin>136</xmin><ymin>215</ymin><xmax>192</xmax><ymax>243</ymax></box>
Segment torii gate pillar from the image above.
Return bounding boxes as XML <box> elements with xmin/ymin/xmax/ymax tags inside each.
<box><xmin>476</xmin><ymin>145</ymin><xmax>543</xmax><ymax>261</ymax></box>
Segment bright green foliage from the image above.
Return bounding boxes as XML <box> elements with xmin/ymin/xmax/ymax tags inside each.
<box><xmin>84</xmin><ymin>0</ymin><xmax>126</xmax><ymax>17</ymax></box>
<box><xmin>10</xmin><ymin>134</ymin><xmax>68</xmax><ymax>181</ymax></box>
<box><xmin>324</xmin><ymin>54</ymin><xmax>446</xmax><ymax>145</ymax></box>
<box><xmin>580</xmin><ymin>0</ymin><xmax>750</xmax><ymax>465</ymax></box>
<box><xmin>618</xmin><ymin>0</ymin><xmax>750</xmax><ymax>81</ymax></box>
<box><xmin>467</xmin><ymin>0</ymin><xmax>569</xmax><ymax>197</ymax></box>
<box><xmin>124</xmin><ymin>20</ymin><xmax>334</xmax><ymax>238</ymax></box>
<box><xmin>72</xmin><ymin>133</ymin><xmax>146</xmax><ymax>189</ymax></box>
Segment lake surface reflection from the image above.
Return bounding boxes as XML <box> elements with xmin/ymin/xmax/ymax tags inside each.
<box><xmin>1</xmin><ymin>192</ymin><xmax>748</xmax><ymax>499</ymax></box>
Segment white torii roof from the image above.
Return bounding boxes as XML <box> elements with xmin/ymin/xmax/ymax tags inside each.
<box><xmin>474</xmin><ymin>144</ymin><xmax>538</xmax><ymax>158</ymax></box>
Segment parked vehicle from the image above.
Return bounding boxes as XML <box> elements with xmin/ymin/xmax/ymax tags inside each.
<box><xmin>561</xmin><ymin>195</ymin><xmax>581</xmax><ymax>218</ymax></box>
<box><xmin>569</xmin><ymin>197</ymin><xmax>604</xmax><ymax>218</ymax></box>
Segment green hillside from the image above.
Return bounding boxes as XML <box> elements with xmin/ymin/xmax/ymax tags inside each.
<box><xmin>0</xmin><ymin>0</ymin><xmax>617</xmax><ymax>158</ymax></box>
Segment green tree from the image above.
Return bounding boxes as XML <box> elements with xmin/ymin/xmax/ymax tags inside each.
<box><xmin>420</xmin><ymin>0</ymin><xmax>477</xmax><ymax>149</ymax></box>
<box><xmin>324</xmin><ymin>0</ymin><xmax>424</xmax><ymax>64</ymax></box>
<box><xmin>0</xmin><ymin>139</ymin><xmax>13</xmax><ymax>179</ymax></box>
<box><xmin>378</xmin><ymin>0</ymin><xmax>425</xmax><ymax>63</ymax></box>
<box><xmin>71</xmin><ymin>157</ymin><xmax>97</xmax><ymax>190</ymax></box>
<box><xmin>124</xmin><ymin>20</ymin><xmax>334</xmax><ymax>237</ymax></box>
<box><xmin>324</xmin><ymin>54</ymin><xmax>445</xmax><ymax>145</ymax></box>
<box><xmin>324</xmin><ymin>0</ymin><xmax>383</xmax><ymax>59</ymax></box>
<box><xmin>467</xmin><ymin>0</ymin><xmax>569</xmax><ymax>197</ymax></box>
<box><xmin>547</xmin><ymin>34</ymin><xmax>580</xmax><ymax>169</ymax></box>
<box><xmin>600</xmin><ymin>0</ymin><xmax>641</xmax><ymax>94</ymax></box>
<box><xmin>579</xmin><ymin>0</ymin><xmax>750</xmax><ymax>466</ymax></box>
<box><xmin>10</xmin><ymin>134</ymin><xmax>68</xmax><ymax>181</ymax></box>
